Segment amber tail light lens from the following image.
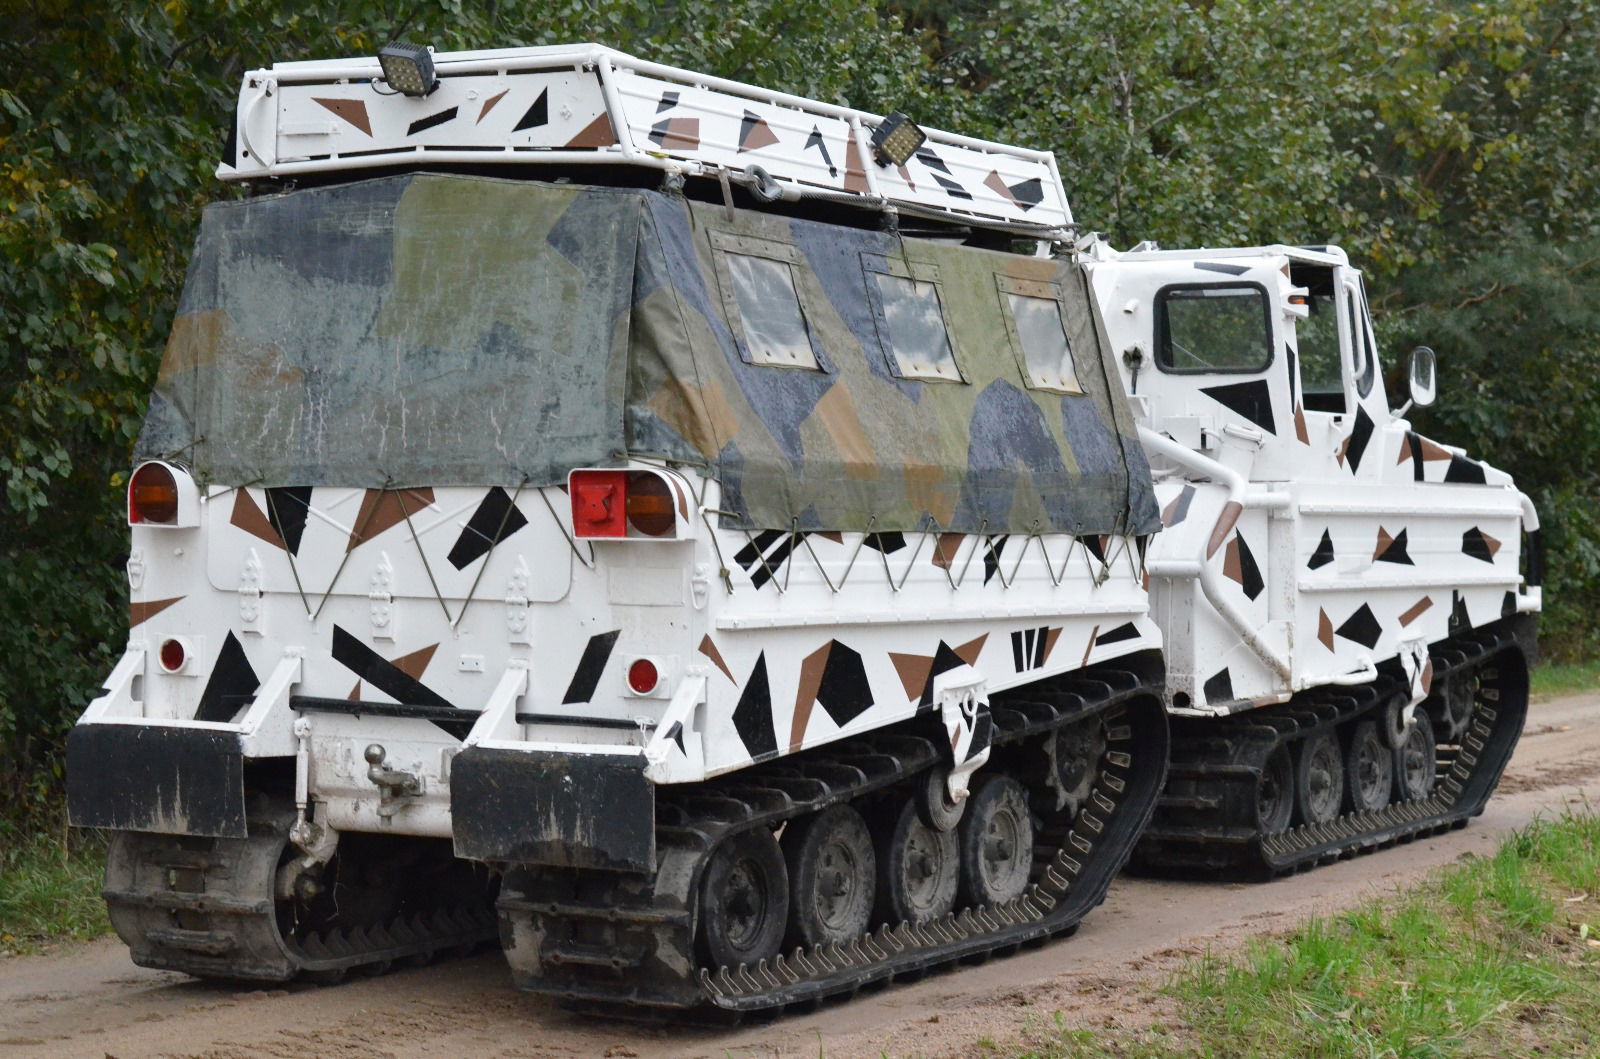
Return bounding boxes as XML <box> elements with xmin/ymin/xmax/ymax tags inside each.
<box><xmin>129</xmin><ymin>463</ymin><xmax>180</xmax><ymax>524</ymax></box>
<box><xmin>624</xmin><ymin>473</ymin><xmax>676</xmax><ymax>537</ymax></box>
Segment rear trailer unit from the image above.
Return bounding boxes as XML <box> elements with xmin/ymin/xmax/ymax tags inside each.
<box><xmin>70</xmin><ymin>44</ymin><xmax>1171</xmax><ymax>1011</ymax></box>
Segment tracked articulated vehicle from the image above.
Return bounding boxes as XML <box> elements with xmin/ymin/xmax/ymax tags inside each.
<box><xmin>67</xmin><ymin>43</ymin><xmax>1538</xmax><ymax>1013</ymax></box>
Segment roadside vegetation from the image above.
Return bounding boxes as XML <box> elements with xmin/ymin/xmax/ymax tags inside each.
<box><xmin>1530</xmin><ymin>660</ymin><xmax>1600</xmax><ymax>701</ymax></box>
<box><xmin>1011</xmin><ymin>809</ymin><xmax>1600</xmax><ymax>1059</ymax></box>
<box><xmin>0</xmin><ymin>823</ymin><xmax>108</xmax><ymax>956</ymax></box>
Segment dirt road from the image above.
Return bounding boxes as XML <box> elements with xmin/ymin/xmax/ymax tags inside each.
<box><xmin>5</xmin><ymin>693</ymin><xmax>1598</xmax><ymax>1059</ymax></box>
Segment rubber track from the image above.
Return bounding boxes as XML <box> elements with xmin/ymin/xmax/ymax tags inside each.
<box><xmin>496</xmin><ymin>659</ymin><xmax>1169</xmax><ymax>1013</ymax></box>
<box><xmin>1136</xmin><ymin>623</ymin><xmax>1529</xmax><ymax>878</ymax></box>
<box><xmin>103</xmin><ymin>822</ymin><xmax>497</xmax><ymax>982</ymax></box>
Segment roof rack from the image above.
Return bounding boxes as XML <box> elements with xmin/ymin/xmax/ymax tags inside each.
<box><xmin>220</xmin><ymin>43</ymin><xmax>1073</xmax><ymax>238</ymax></box>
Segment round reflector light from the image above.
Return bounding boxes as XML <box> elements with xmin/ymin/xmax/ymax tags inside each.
<box><xmin>627</xmin><ymin>658</ymin><xmax>660</xmax><ymax>695</ymax></box>
<box><xmin>130</xmin><ymin>463</ymin><xmax>180</xmax><ymax>524</ymax></box>
<box><xmin>159</xmin><ymin>638</ymin><xmax>187</xmax><ymax>673</ymax></box>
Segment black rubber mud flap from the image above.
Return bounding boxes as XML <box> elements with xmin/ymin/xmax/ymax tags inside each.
<box><xmin>451</xmin><ymin>747</ymin><xmax>655</xmax><ymax>872</ymax></box>
<box><xmin>67</xmin><ymin>724</ymin><xmax>247</xmax><ymax>837</ymax></box>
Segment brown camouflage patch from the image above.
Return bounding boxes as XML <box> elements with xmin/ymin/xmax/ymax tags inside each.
<box><xmin>1317</xmin><ymin>608</ymin><xmax>1334</xmax><ymax>651</ymax></box>
<box><xmin>348</xmin><ymin>682</ymin><xmax>361</xmax><ymax>700</ymax></box>
<box><xmin>698</xmin><ymin>635</ymin><xmax>735</xmax><ymax>683</ymax></box>
<box><xmin>651</xmin><ymin>117</ymin><xmax>700</xmax><ymax>150</ymax></box>
<box><xmin>1420</xmin><ymin>658</ymin><xmax>1434</xmax><ymax>696</ymax></box>
<box><xmin>815</xmin><ymin>383</ymin><xmax>879</xmax><ymax>481</ymax></box>
<box><xmin>932</xmin><ymin>532</ymin><xmax>964</xmax><ymax>569</ymax></box>
<box><xmin>1207</xmin><ymin>501</ymin><xmax>1243</xmax><ymax>559</ymax></box>
<box><xmin>954</xmin><ymin>633</ymin><xmax>987</xmax><ymax>667</ymax></box>
<box><xmin>1398</xmin><ymin>435</ymin><xmax>1454</xmax><ymax>463</ymax></box>
<box><xmin>738</xmin><ymin>115</ymin><xmax>779</xmax><ymax>153</ymax></box>
<box><xmin>1374</xmin><ymin>526</ymin><xmax>1395</xmax><ymax>561</ymax></box>
<box><xmin>1081</xmin><ymin>624</ymin><xmax>1100</xmax><ymax>667</ymax></box>
<box><xmin>477</xmin><ymin>89</ymin><xmax>509</xmax><ymax>124</ymax></box>
<box><xmin>564</xmin><ymin>112</ymin><xmax>616</xmax><ymax>148</ymax></box>
<box><xmin>844</xmin><ymin>137</ymin><xmax>869</xmax><ymax>194</ymax></box>
<box><xmin>790</xmin><ymin>641</ymin><xmax>832</xmax><ymax>752</ymax></box>
<box><xmin>390</xmin><ymin>643</ymin><xmax>438</xmax><ymax>681</ymax></box>
<box><xmin>229</xmin><ymin>489</ymin><xmax>284</xmax><ymax>550</ymax></box>
<box><xmin>1042</xmin><ymin>626</ymin><xmax>1063</xmax><ymax>664</ymax></box>
<box><xmin>129</xmin><ymin>596</ymin><xmax>184</xmax><ymax>627</ymax></box>
<box><xmin>647</xmin><ymin>377</ymin><xmax>739</xmax><ymax>461</ymax></box>
<box><xmin>905</xmin><ymin>461</ymin><xmax>958</xmax><ymax>527</ymax></box>
<box><xmin>889</xmin><ymin>651</ymin><xmax>934</xmax><ymax>701</ymax></box>
<box><xmin>1294</xmin><ymin>404</ymin><xmax>1309</xmax><ymax>444</ymax></box>
<box><xmin>158</xmin><ymin>310</ymin><xmax>231</xmax><ymax>383</ymax></box>
<box><xmin>1223</xmin><ymin>536</ymin><xmax>1244</xmax><ymax>586</ymax></box>
<box><xmin>313</xmin><ymin>97</ymin><xmax>372</xmax><ymax>136</ymax></box>
<box><xmin>1398</xmin><ymin>595</ymin><xmax>1433</xmax><ymax>626</ymax></box>
<box><xmin>347</xmin><ymin>488</ymin><xmax>436</xmax><ymax>551</ymax></box>
<box><xmin>1481</xmin><ymin>530</ymin><xmax>1502</xmax><ymax>558</ymax></box>
<box><xmin>983</xmin><ymin>170</ymin><xmax>1017</xmax><ymax>205</ymax></box>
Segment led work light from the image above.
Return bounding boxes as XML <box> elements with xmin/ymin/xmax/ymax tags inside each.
<box><xmin>870</xmin><ymin>112</ymin><xmax>926</xmax><ymax>167</ymax></box>
<box><xmin>378</xmin><ymin>41</ymin><xmax>438</xmax><ymax>97</ymax></box>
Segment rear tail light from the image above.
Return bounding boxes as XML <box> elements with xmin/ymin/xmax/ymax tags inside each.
<box><xmin>570</xmin><ymin>470</ymin><xmax>628</xmax><ymax>537</ymax></box>
<box><xmin>158</xmin><ymin>638</ymin><xmax>187</xmax><ymax>673</ymax></box>
<box><xmin>627</xmin><ymin>658</ymin><xmax>660</xmax><ymax>695</ymax></box>
<box><xmin>129</xmin><ymin>463</ymin><xmax>179</xmax><ymax>524</ymax></box>
<box><xmin>569</xmin><ymin>469</ymin><xmax>684</xmax><ymax>539</ymax></box>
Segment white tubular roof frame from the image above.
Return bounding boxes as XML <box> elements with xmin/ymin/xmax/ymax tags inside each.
<box><xmin>221</xmin><ymin>43</ymin><xmax>1073</xmax><ymax>237</ymax></box>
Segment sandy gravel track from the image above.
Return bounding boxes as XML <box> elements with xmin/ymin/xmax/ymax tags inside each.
<box><xmin>4</xmin><ymin>693</ymin><xmax>1597</xmax><ymax>1059</ymax></box>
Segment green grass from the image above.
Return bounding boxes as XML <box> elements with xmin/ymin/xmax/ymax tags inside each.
<box><xmin>0</xmin><ymin>826</ymin><xmax>110</xmax><ymax>954</ymax></box>
<box><xmin>1530</xmin><ymin>659</ymin><xmax>1600</xmax><ymax>700</ymax></box>
<box><xmin>1011</xmin><ymin>810</ymin><xmax>1600</xmax><ymax>1059</ymax></box>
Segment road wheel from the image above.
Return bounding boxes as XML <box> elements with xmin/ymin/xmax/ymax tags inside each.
<box><xmin>957</xmin><ymin>774</ymin><xmax>1034</xmax><ymax>907</ymax></box>
<box><xmin>1395</xmin><ymin>709</ymin><xmax>1438</xmax><ymax>801</ymax></box>
<box><xmin>1295</xmin><ymin>730</ymin><xmax>1344</xmax><ymax>825</ymax></box>
<box><xmin>878</xmin><ymin>797</ymin><xmax>959</xmax><ymax>925</ymax></box>
<box><xmin>782</xmin><ymin>805</ymin><xmax>876</xmax><ymax>949</ymax></box>
<box><xmin>698</xmin><ymin>828</ymin><xmax>788</xmax><ymax>968</ymax></box>
<box><xmin>1345</xmin><ymin>719</ymin><xmax>1395</xmax><ymax>812</ymax></box>
<box><xmin>1256</xmin><ymin>745</ymin><xmax>1294</xmax><ymax>834</ymax></box>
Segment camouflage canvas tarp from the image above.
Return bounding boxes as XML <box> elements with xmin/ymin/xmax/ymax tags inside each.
<box><xmin>139</xmin><ymin>173</ymin><xmax>1157</xmax><ymax>536</ymax></box>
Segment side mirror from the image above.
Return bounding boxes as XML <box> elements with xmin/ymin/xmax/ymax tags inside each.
<box><xmin>1406</xmin><ymin>345</ymin><xmax>1437</xmax><ymax>409</ymax></box>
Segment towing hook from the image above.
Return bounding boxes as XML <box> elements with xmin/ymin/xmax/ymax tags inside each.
<box><xmin>364</xmin><ymin>743</ymin><xmax>424</xmax><ymax>819</ymax></box>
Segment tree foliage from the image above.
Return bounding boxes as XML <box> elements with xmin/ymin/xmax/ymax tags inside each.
<box><xmin>3</xmin><ymin>0</ymin><xmax>1598</xmax><ymax>824</ymax></box>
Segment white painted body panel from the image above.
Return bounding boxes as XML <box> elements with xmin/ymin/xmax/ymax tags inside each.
<box><xmin>1088</xmin><ymin>243</ymin><xmax>1536</xmax><ymax>714</ymax></box>
<box><xmin>94</xmin><ymin>472</ymin><xmax>1154</xmax><ymax>838</ymax></box>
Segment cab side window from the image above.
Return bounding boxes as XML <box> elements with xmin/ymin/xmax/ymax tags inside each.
<box><xmin>1348</xmin><ymin>284</ymin><xmax>1378</xmax><ymax>399</ymax></box>
<box><xmin>1289</xmin><ymin>264</ymin><xmax>1345</xmax><ymax>413</ymax></box>
<box><xmin>1155</xmin><ymin>283</ymin><xmax>1273</xmax><ymax>374</ymax></box>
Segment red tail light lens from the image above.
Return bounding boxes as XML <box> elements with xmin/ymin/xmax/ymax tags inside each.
<box><xmin>627</xmin><ymin>658</ymin><xmax>660</xmax><ymax>695</ymax></box>
<box><xmin>159</xmin><ymin>638</ymin><xmax>187</xmax><ymax>673</ymax></box>
<box><xmin>129</xmin><ymin>463</ymin><xmax>179</xmax><ymax>524</ymax></box>
<box><xmin>570</xmin><ymin>470</ymin><xmax>628</xmax><ymax>538</ymax></box>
